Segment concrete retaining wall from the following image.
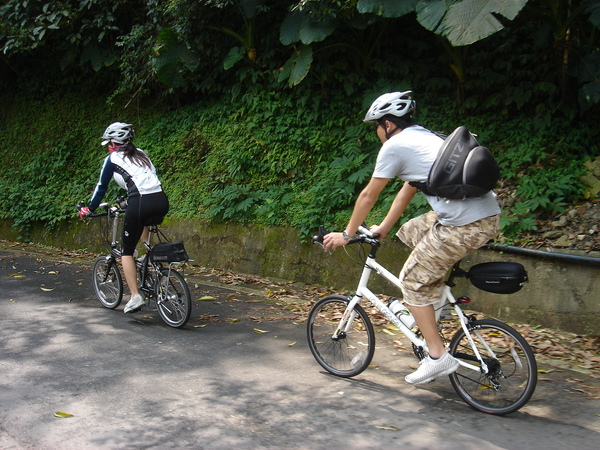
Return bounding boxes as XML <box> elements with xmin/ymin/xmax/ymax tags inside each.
<box><xmin>1</xmin><ymin>218</ymin><xmax>598</xmax><ymax>335</ymax></box>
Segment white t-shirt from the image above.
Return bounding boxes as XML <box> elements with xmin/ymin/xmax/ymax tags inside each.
<box><xmin>372</xmin><ymin>125</ymin><xmax>501</xmax><ymax>226</ymax></box>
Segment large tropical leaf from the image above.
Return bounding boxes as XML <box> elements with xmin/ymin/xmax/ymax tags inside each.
<box><xmin>153</xmin><ymin>28</ymin><xmax>199</xmax><ymax>88</ymax></box>
<box><xmin>579</xmin><ymin>50</ymin><xmax>600</xmax><ymax>105</ymax></box>
<box><xmin>357</xmin><ymin>0</ymin><xmax>419</xmax><ymax>17</ymax></box>
<box><xmin>239</xmin><ymin>0</ymin><xmax>262</xmax><ymax>19</ymax></box>
<box><xmin>586</xmin><ymin>0</ymin><xmax>600</xmax><ymax>29</ymax></box>
<box><xmin>278</xmin><ymin>44</ymin><xmax>313</xmax><ymax>87</ymax></box>
<box><xmin>416</xmin><ymin>0</ymin><xmax>528</xmax><ymax>46</ymax></box>
<box><xmin>223</xmin><ymin>46</ymin><xmax>246</xmax><ymax>70</ymax></box>
<box><xmin>280</xmin><ymin>10</ymin><xmax>336</xmax><ymax>45</ymax></box>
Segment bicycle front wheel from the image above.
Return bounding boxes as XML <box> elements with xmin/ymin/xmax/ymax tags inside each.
<box><xmin>92</xmin><ymin>256</ymin><xmax>123</xmax><ymax>309</ymax></box>
<box><xmin>156</xmin><ymin>267</ymin><xmax>191</xmax><ymax>328</ymax></box>
<box><xmin>448</xmin><ymin>318</ymin><xmax>537</xmax><ymax>415</ymax></box>
<box><xmin>307</xmin><ymin>295</ymin><xmax>375</xmax><ymax>378</ymax></box>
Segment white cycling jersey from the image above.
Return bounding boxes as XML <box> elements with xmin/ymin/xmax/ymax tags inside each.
<box><xmin>89</xmin><ymin>147</ymin><xmax>162</xmax><ymax>211</ymax></box>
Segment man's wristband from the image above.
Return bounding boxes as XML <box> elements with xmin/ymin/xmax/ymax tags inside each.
<box><xmin>342</xmin><ymin>230</ymin><xmax>354</xmax><ymax>241</ymax></box>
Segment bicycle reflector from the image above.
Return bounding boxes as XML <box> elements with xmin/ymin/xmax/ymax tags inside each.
<box><xmin>458</xmin><ymin>296</ymin><xmax>471</xmax><ymax>304</ymax></box>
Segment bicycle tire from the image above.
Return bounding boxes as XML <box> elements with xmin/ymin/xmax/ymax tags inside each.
<box><xmin>155</xmin><ymin>267</ymin><xmax>192</xmax><ymax>328</ymax></box>
<box><xmin>307</xmin><ymin>295</ymin><xmax>375</xmax><ymax>378</ymax></box>
<box><xmin>92</xmin><ymin>256</ymin><xmax>123</xmax><ymax>309</ymax></box>
<box><xmin>448</xmin><ymin>318</ymin><xmax>537</xmax><ymax>415</ymax></box>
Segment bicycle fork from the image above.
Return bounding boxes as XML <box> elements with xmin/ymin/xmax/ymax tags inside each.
<box><xmin>331</xmin><ymin>312</ymin><xmax>355</xmax><ymax>341</ymax></box>
<box><xmin>101</xmin><ymin>256</ymin><xmax>117</xmax><ymax>283</ymax></box>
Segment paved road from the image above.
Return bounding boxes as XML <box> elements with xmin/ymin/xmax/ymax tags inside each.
<box><xmin>1</xmin><ymin>242</ymin><xmax>599</xmax><ymax>449</ymax></box>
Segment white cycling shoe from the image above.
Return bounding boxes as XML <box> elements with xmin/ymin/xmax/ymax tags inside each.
<box><xmin>405</xmin><ymin>351</ymin><xmax>459</xmax><ymax>385</ymax></box>
<box><xmin>124</xmin><ymin>294</ymin><xmax>145</xmax><ymax>314</ymax></box>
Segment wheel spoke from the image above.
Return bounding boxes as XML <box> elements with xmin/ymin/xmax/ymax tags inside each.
<box><xmin>307</xmin><ymin>295</ymin><xmax>375</xmax><ymax>378</ymax></box>
<box><xmin>92</xmin><ymin>256</ymin><xmax>122</xmax><ymax>309</ymax></box>
<box><xmin>449</xmin><ymin>319</ymin><xmax>537</xmax><ymax>415</ymax></box>
<box><xmin>155</xmin><ymin>268</ymin><xmax>191</xmax><ymax>328</ymax></box>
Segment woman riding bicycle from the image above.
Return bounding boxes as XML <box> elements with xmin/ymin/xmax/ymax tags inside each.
<box><xmin>79</xmin><ymin>122</ymin><xmax>169</xmax><ymax>314</ymax></box>
<box><xmin>323</xmin><ymin>91</ymin><xmax>501</xmax><ymax>385</ymax></box>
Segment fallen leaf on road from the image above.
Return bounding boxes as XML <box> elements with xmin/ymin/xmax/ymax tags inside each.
<box><xmin>253</xmin><ymin>328</ymin><xmax>269</xmax><ymax>334</ymax></box>
<box><xmin>54</xmin><ymin>411</ymin><xmax>73</xmax><ymax>418</ymax></box>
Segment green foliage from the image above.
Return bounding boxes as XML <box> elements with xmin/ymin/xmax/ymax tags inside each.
<box><xmin>2</xmin><ymin>0</ymin><xmax>600</xmax><ymax>115</ymax></box>
<box><xmin>2</xmin><ymin>0</ymin><xmax>600</xmax><ymax>246</ymax></box>
<box><xmin>0</xmin><ymin>85</ymin><xmax>598</xmax><ymax>244</ymax></box>
<box><xmin>0</xmin><ymin>93</ymin><xmax>141</xmax><ymax>238</ymax></box>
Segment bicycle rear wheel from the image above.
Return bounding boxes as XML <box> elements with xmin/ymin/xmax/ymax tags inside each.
<box><xmin>92</xmin><ymin>256</ymin><xmax>123</xmax><ymax>309</ymax></box>
<box><xmin>156</xmin><ymin>267</ymin><xmax>191</xmax><ymax>328</ymax></box>
<box><xmin>307</xmin><ymin>295</ymin><xmax>375</xmax><ymax>378</ymax></box>
<box><xmin>448</xmin><ymin>318</ymin><xmax>537</xmax><ymax>415</ymax></box>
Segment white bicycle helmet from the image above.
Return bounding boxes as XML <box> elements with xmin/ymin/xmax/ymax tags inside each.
<box><xmin>363</xmin><ymin>91</ymin><xmax>415</xmax><ymax>122</ymax></box>
<box><xmin>101</xmin><ymin>122</ymin><xmax>135</xmax><ymax>145</ymax></box>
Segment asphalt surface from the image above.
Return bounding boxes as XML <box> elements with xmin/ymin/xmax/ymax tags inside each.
<box><xmin>1</xmin><ymin>241</ymin><xmax>599</xmax><ymax>449</ymax></box>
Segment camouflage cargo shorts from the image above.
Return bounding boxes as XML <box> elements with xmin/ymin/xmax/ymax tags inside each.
<box><xmin>396</xmin><ymin>211</ymin><xmax>500</xmax><ymax>307</ymax></box>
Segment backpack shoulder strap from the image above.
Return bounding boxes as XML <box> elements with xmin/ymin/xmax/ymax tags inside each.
<box><xmin>408</xmin><ymin>128</ymin><xmax>448</xmax><ymax>194</ymax></box>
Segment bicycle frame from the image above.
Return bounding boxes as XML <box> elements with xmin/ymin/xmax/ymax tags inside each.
<box><xmin>93</xmin><ymin>202</ymin><xmax>174</xmax><ymax>295</ymax></box>
<box><xmin>137</xmin><ymin>228</ymin><xmax>178</xmax><ymax>297</ymax></box>
<box><xmin>334</xmin><ymin>234</ymin><xmax>490</xmax><ymax>374</ymax></box>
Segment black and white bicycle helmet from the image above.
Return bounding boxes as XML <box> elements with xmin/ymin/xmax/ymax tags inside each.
<box><xmin>101</xmin><ymin>122</ymin><xmax>135</xmax><ymax>145</ymax></box>
<box><xmin>363</xmin><ymin>91</ymin><xmax>415</xmax><ymax>122</ymax></box>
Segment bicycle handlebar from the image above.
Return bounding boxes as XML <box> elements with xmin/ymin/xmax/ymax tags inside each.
<box><xmin>77</xmin><ymin>198</ymin><xmax>127</xmax><ymax>218</ymax></box>
<box><xmin>312</xmin><ymin>224</ymin><xmax>381</xmax><ymax>248</ymax></box>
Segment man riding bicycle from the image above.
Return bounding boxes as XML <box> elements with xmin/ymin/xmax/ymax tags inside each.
<box><xmin>323</xmin><ymin>91</ymin><xmax>501</xmax><ymax>384</ymax></box>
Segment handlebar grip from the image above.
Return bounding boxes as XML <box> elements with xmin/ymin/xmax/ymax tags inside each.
<box><xmin>357</xmin><ymin>224</ymin><xmax>380</xmax><ymax>239</ymax></box>
<box><xmin>312</xmin><ymin>225</ymin><xmax>329</xmax><ymax>245</ymax></box>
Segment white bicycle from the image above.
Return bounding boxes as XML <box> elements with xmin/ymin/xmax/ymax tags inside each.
<box><xmin>308</xmin><ymin>225</ymin><xmax>537</xmax><ymax>415</ymax></box>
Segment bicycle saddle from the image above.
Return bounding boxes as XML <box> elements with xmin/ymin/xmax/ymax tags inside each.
<box><xmin>142</xmin><ymin>215</ymin><xmax>164</xmax><ymax>226</ymax></box>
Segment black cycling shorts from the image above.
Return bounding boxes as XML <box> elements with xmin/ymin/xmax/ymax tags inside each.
<box><xmin>121</xmin><ymin>191</ymin><xmax>169</xmax><ymax>256</ymax></box>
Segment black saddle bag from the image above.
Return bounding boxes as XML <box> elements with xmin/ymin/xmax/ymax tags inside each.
<box><xmin>150</xmin><ymin>241</ymin><xmax>189</xmax><ymax>263</ymax></box>
<box><xmin>467</xmin><ymin>262</ymin><xmax>528</xmax><ymax>294</ymax></box>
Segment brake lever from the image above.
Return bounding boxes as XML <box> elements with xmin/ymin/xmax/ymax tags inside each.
<box><xmin>312</xmin><ymin>225</ymin><xmax>332</xmax><ymax>255</ymax></box>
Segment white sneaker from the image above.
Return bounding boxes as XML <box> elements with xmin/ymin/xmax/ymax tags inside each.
<box><xmin>405</xmin><ymin>351</ymin><xmax>459</xmax><ymax>385</ymax></box>
<box><xmin>124</xmin><ymin>294</ymin><xmax>145</xmax><ymax>314</ymax></box>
